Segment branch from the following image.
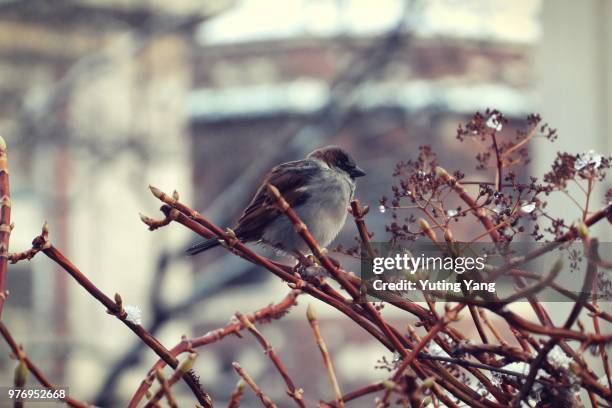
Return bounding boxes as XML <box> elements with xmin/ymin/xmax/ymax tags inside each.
<box><xmin>326</xmin><ymin>382</ymin><xmax>385</xmax><ymax>407</ymax></box>
<box><xmin>0</xmin><ymin>136</ymin><xmax>11</xmax><ymax>317</ymax></box>
<box><xmin>21</xmin><ymin>225</ymin><xmax>212</xmax><ymax>407</ymax></box>
<box><xmin>0</xmin><ymin>322</ymin><xmax>88</xmax><ymax>408</ymax></box>
<box><xmin>307</xmin><ymin>304</ymin><xmax>344</xmax><ymax>408</ymax></box>
<box><xmin>515</xmin><ymin>238</ymin><xmax>601</xmax><ymax>405</ymax></box>
<box><xmin>228</xmin><ymin>380</ymin><xmax>246</xmax><ymax>408</ymax></box>
<box><xmin>146</xmin><ymin>187</ymin><xmax>404</xmax><ymax>356</ymax></box>
<box><xmin>349</xmin><ymin>199</ymin><xmax>376</xmax><ymax>259</ymax></box>
<box><xmin>232</xmin><ymin>362</ymin><xmax>278</xmax><ymax>408</ymax></box>
<box><xmin>494</xmin><ymin>258</ymin><xmax>563</xmax><ymax>306</ymax></box>
<box><xmin>144</xmin><ymin>353</ymin><xmax>197</xmax><ymax>408</ymax></box>
<box><xmin>266</xmin><ymin>184</ymin><xmax>408</xmax><ymax>356</ymax></box>
<box><xmin>145</xmin><ymin>186</ymin><xmax>533</xmax><ymax>406</ymax></box>
<box><xmin>380</xmin><ymin>305</ymin><xmax>462</xmax><ymax>406</ymax></box>
<box><xmin>154</xmin><ymin>368</ymin><xmax>178</xmax><ymax>408</ymax></box>
<box><xmin>235</xmin><ymin>312</ymin><xmax>305</xmax><ymax>407</ymax></box>
<box><xmin>435</xmin><ymin>166</ymin><xmax>501</xmax><ymax>242</ymax></box>
<box><xmin>128</xmin><ymin>290</ymin><xmax>300</xmax><ymax>408</ymax></box>
<box><xmin>486</xmin><ymin>204</ymin><xmax>612</xmax><ymax>282</ymax></box>
<box><xmin>94</xmin><ymin>250</ymin><xmax>254</xmax><ymax>405</ymax></box>
<box><xmin>491</xmin><ymin>132</ymin><xmax>503</xmax><ymax>191</ymax></box>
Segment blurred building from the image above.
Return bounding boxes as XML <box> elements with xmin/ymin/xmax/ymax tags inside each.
<box><xmin>186</xmin><ymin>1</ymin><xmax>541</xmax><ymax>405</ymax></box>
<box><xmin>189</xmin><ymin>5</ymin><xmax>537</xmax><ymax>244</ymax></box>
<box><xmin>0</xmin><ymin>0</ymin><xmax>232</xmax><ymax>401</ymax></box>
<box><xmin>0</xmin><ymin>0</ymin><xmax>609</xmax><ymax>406</ymax></box>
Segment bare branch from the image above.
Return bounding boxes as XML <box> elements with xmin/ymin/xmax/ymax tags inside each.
<box><xmin>0</xmin><ymin>136</ymin><xmax>11</xmax><ymax>316</ymax></box>
<box><xmin>232</xmin><ymin>362</ymin><xmax>278</xmax><ymax>408</ymax></box>
<box><xmin>128</xmin><ymin>290</ymin><xmax>300</xmax><ymax>407</ymax></box>
<box><xmin>0</xmin><ymin>322</ymin><xmax>88</xmax><ymax>408</ymax></box>
<box><xmin>228</xmin><ymin>380</ymin><xmax>246</xmax><ymax>408</ymax></box>
<box><xmin>235</xmin><ymin>312</ymin><xmax>305</xmax><ymax>407</ymax></box>
<box><xmin>307</xmin><ymin>304</ymin><xmax>344</xmax><ymax>408</ymax></box>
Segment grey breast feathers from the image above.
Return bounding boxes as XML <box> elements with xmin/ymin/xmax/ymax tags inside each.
<box><xmin>233</xmin><ymin>158</ymin><xmax>322</xmax><ymax>243</ymax></box>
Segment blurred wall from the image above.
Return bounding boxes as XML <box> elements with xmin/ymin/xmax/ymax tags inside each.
<box><xmin>536</xmin><ymin>0</ymin><xmax>611</xmax><ymax>240</ymax></box>
<box><xmin>0</xmin><ymin>3</ymin><xmax>205</xmax><ymax>400</ymax></box>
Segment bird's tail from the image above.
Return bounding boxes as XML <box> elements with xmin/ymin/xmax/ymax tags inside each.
<box><xmin>186</xmin><ymin>238</ymin><xmax>221</xmax><ymax>256</ymax></box>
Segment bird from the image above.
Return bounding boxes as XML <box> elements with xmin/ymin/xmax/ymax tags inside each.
<box><xmin>186</xmin><ymin>146</ymin><xmax>366</xmax><ymax>258</ymax></box>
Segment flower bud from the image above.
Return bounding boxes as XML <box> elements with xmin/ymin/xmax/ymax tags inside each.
<box><xmin>179</xmin><ymin>353</ymin><xmax>197</xmax><ymax>374</ymax></box>
<box><xmin>418</xmin><ymin>218</ymin><xmax>430</xmax><ymax>231</ymax></box>
<box><xmin>306</xmin><ymin>304</ymin><xmax>317</xmax><ymax>321</ymax></box>
<box><xmin>435</xmin><ymin>166</ymin><xmax>450</xmax><ymax>180</ymax></box>
<box><xmin>422</xmin><ymin>377</ymin><xmax>436</xmax><ymax>389</ymax></box>
<box><xmin>14</xmin><ymin>360</ymin><xmax>28</xmax><ymax>387</ymax></box>
<box><xmin>576</xmin><ymin>222</ymin><xmax>589</xmax><ymax>238</ymax></box>
<box><xmin>149</xmin><ymin>185</ymin><xmax>164</xmax><ymax>200</ymax></box>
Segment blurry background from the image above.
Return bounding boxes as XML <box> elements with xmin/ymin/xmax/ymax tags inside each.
<box><xmin>0</xmin><ymin>0</ymin><xmax>610</xmax><ymax>406</ymax></box>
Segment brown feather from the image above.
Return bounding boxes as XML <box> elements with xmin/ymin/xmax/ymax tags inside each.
<box><xmin>234</xmin><ymin>159</ymin><xmax>318</xmax><ymax>242</ymax></box>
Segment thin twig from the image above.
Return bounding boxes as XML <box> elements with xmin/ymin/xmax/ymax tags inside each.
<box><xmin>144</xmin><ymin>353</ymin><xmax>198</xmax><ymax>408</ymax></box>
<box><xmin>154</xmin><ymin>368</ymin><xmax>178</xmax><ymax>408</ymax></box>
<box><xmin>307</xmin><ymin>304</ymin><xmax>344</xmax><ymax>408</ymax></box>
<box><xmin>146</xmin><ymin>185</ymin><xmax>612</xmax><ymax>406</ymax></box>
<box><xmin>485</xmin><ymin>204</ymin><xmax>611</xmax><ymax>282</ymax></box>
<box><xmin>8</xmin><ymin>247</ymin><xmax>41</xmax><ymax>264</ymax></box>
<box><xmin>25</xmin><ymin>227</ymin><xmax>212</xmax><ymax>407</ymax></box>
<box><xmin>0</xmin><ymin>322</ymin><xmax>89</xmax><ymax>408</ymax></box>
<box><xmin>266</xmin><ymin>183</ymin><xmax>408</xmax><ymax>357</ymax></box>
<box><xmin>236</xmin><ymin>312</ymin><xmax>305</xmax><ymax>407</ymax></box>
<box><xmin>435</xmin><ymin>166</ymin><xmax>501</xmax><ymax>242</ymax></box>
<box><xmin>140</xmin><ymin>206</ymin><xmax>179</xmax><ymax>231</ymax></box>
<box><xmin>380</xmin><ymin>305</ymin><xmax>462</xmax><ymax>406</ymax></box>
<box><xmin>490</xmin><ymin>132</ymin><xmax>503</xmax><ymax>191</ymax></box>
<box><xmin>228</xmin><ymin>380</ymin><xmax>246</xmax><ymax>408</ymax></box>
<box><xmin>232</xmin><ymin>362</ymin><xmax>278</xmax><ymax>408</ymax></box>
<box><xmin>350</xmin><ymin>199</ymin><xmax>376</xmax><ymax>259</ymax></box>
<box><xmin>129</xmin><ymin>291</ymin><xmax>300</xmax><ymax>408</ymax></box>
<box><xmin>0</xmin><ymin>136</ymin><xmax>11</xmax><ymax>317</ymax></box>
<box><xmin>326</xmin><ymin>382</ymin><xmax>385</xmax><ymax>407</ymax></box>
<box><xmin>515</xmin><ymin>238</ymin><xmax>600</xmax><ymax>405</ymax></box>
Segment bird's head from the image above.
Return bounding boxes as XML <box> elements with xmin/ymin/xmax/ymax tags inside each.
<box><xmin>308</xmin><ymin>146</ymin><xmax>366</xmax><ymax>179</ymax></box>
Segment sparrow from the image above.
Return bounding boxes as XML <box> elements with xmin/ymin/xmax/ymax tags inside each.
<box><xmin>186</xmin><ymin>146</ymin><xmax>366</xmax><ymax>257</ymax></box>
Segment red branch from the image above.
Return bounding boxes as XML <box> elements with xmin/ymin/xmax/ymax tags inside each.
<box><xmin>233</xmin><ymin>362</ymin><xmax>278</xmax><ymax>408</ymax></box>
<box><xmin>307</xmin><ymin>304</ymin><xmax>344</xmax><ymax>407</ymax></box>
<box><xmin>146</xmin><ymin>185</ymin><xmax>612</xmax><ymax>406</ymax></box>
<box><xmin>0</xmin><ymin>136</ymin><xmax>11</xmax><ymax>317</ymax></box>
<box><xmin>144</xmin><ymin>353</ymin><xmax>197</xmax><ymax>408</ymax></box>
<box><xmin>0</xmin><ymin>322</ymin><xmax>88</xmax><ymax>408</ymax></box>
<box><xmin>29</xmin><ymin>236</ymin><xmax>212</xmax><ymax>407</ymax></box>
<box><xmin>128</xmin><ymin>290</ymin><xmax>300</xmax><ymax>408</ymax></box>
<box><xmin>236</xmin><ymin>311</ymin><xmax>305</xmax><ymax>407</ymax></box>
<box><xmin>326</xmin><ymin>382</ymin><xmax>385</xmax><ymax>406</ymax></box>
<box><xmin>228</xmin><ymin>380</ymin><xmax>246</xmax><ymax>408</ymax></box>
<box><xmin>266</xmin><ymin>184</ymin><xmax>408</xmax><ymax>357</ymax></box>
<box><xmin>436</xmin><ymin>166</ymin><xmax>501</xmax><ymax>242</ymax></box>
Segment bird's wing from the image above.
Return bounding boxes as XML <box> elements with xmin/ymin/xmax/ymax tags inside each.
<box><xmin>234</xmin><ymin>159</ymin><xmax>319</xmax><ymax>242</ymax></box>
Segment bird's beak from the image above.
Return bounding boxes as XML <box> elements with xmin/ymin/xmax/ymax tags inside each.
<box><xmin>350</xmin><ymin>166</ymin><xmax>366</xmax><ymax>178</ymax></box>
